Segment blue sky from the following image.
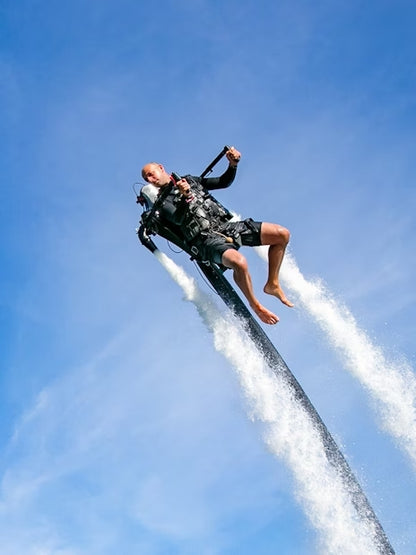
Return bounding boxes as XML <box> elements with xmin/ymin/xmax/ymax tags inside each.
<box><xmin>1</xmin><ymin>0</ymin><xmax>415</xmax><ymax>553</ymax></box>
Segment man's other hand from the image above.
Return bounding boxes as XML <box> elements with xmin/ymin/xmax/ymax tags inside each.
<box><xmin>226</xmin><ymin>146</ymin><xmax>241</xmax><ymax>166</ymax></box>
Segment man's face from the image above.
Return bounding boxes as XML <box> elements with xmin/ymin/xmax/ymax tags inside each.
<box><xmin>142</xmin><ymin>163</ymin><xmax>170</xmax><ymax>187</ymax></box>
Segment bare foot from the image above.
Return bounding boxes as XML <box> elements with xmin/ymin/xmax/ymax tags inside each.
<box><xmin>263</xmin><ymin>283</ymin><xmax>294</xmax><ymax>308</ymax></box>
<box><xmin>251</xmin><ymin>302</ymin><xmax>279</xmax><ymax>325</ymax></box>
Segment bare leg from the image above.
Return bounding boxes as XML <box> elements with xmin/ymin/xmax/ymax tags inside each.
<box><xmin>261</xmin><ymin>223</ymin><xmax>294</xmax><ymax>307</ymax></box>
<box><xmin>222</xmin><ymin>249</ymin><xmax>279</xmax><ymax>325</ymax></box>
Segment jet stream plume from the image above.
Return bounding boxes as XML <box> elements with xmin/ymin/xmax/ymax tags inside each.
<box><xmin>271</xmin><ymin>249</ymin><xmax>416</xmax><ymax>469</ymax></box>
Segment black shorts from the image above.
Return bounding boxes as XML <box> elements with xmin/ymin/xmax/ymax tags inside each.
<box><xmin>195</xmin><ymin>219</ymin><xmax>262</xmax><ymax>265</ymax></box>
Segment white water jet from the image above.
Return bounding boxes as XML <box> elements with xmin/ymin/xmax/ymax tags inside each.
<box><xmin>267</xmin><ymin>248</ymin><xmax>416</xmax><ymax>469</ymax></box>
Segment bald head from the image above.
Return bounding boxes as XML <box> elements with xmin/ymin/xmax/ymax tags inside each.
<box><xmin>141</xmin><ymin>163</ymin><xmax>171</xmax><ymax>187</ymax></box>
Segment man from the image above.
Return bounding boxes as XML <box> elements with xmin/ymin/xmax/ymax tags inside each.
<box><xmin>141</xmin><ymin>147</ymin><xmax>293</xmax><ymax>325</ymax></box>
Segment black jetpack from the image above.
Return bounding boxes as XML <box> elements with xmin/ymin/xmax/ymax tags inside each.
<box><xmin>136</xmin><ymin>145</ymin><xmax>230</xmax><ymax>261</ymax></box>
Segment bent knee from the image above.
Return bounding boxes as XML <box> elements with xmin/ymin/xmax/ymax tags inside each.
<box><xmin>261</xmin><ymin>223</ymin><xmax>290</xmax><ymax>245</ymax></box>
<box><xmin>280</xmin><ymin>226</ymin><xmax>290</xmax><ymax>243</ymax></box>
<box><xmin>222</xmin><ymin>249</ymin><xmax>248</xmax><ymax>271</ymax></box>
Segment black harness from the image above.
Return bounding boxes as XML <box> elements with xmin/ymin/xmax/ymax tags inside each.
<box><xmin>142</xmin><ymin>175</ymin><xmax>233</xmax><ymax>246</ymax></box>
<box><xmin>180</xmin><ymin>175</ymin><xmax>233</xmax><ymax>241</ymax></box>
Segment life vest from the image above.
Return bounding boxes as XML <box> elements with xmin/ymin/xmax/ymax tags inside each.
<box><xmin>141</xmin><ymin>175</ymin><xmax>233</xmax><ymax>243</ymax></box>
<box><xmin>179</xmin><ymin>175</ymin><xmax>233</xmax><ymax>241</ymax></box>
